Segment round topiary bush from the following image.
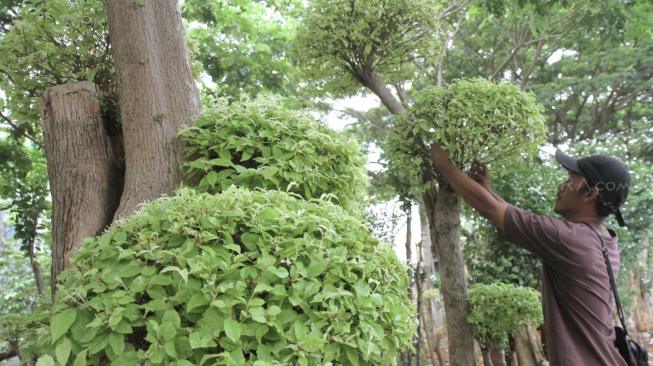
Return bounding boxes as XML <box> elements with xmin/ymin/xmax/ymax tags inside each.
<box><xmin>466</xmin><ymin>283</ymin><xmax>543</xmax><ymax>349</ymax></box>
<box><xmin>34</xmin><ymin>188</ymin><xmax>414</xmax><ymax>365</ymax></box>
<box><xmin>385</xmin><ymin>78</ymin><xmax>547</xmax><ymax>187</ymax></box>
<box><xmin>180</xmin><ymin>96</ymin><xmax>368</xmax><ymax>210</ymax></box>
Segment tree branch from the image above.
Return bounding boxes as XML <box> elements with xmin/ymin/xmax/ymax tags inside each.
<box><xmin>0</xmin><ymin>111</ymin><xmax>44</xmax><ymax>149</ymax></box>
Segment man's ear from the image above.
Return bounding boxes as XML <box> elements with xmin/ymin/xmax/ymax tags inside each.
<box><xmin>586</xmin><ymin>186</ymin><xmax>601</xmax><ymax>202</ymax></box>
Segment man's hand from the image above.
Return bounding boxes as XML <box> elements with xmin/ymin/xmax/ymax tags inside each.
<box><xmin>430</xmin><ymin>143</ymin><xmax>450</xmax><ymax>167</ymax></box>
<box><xmin>428</xmin><ymin>143</ymin><xmax>507</xmax><ymax>228</ymax></box>
<box><xmin>470</xmin><ymin>162</ymin><xmax>491</xmax><ymax>191</ymax></box>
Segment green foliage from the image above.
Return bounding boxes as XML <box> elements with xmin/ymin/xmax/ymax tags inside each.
<box><xmin>467</xmin><ymin>283</ymin><xmax>543</xmax><ymax>349</ymax></box>
<box><xmin>32</xmin><ymin>188</ymin><xmax>415</xmax><ymax>365</ymax></box>
<box><xmin>292</xmin><ymin>0</ymin><xmax>440</xmax><ymax>97</ymax></box>
<box><xmin>180</xmin><ymin>96</ymin><xmax>368</xmax><ymax>210</ymax></box>
<box><xmin>444</xmin><ymin>0</ymin><xmax>653</xmax><ymax>144</ymax></box>
<box><xmin>182</xmin><ymin>0</ymin><xmax>303</xmax><ymax>98</ymax></box>
<box><xmin>0</xmin><ymin>301</ymin><xmax>50</xmax><ymax>362</ymax></box>
<box><xmin>0</xmin><ymin>236</ymin><xmax>51</xmax><ymax>315</ymax></box>
<box><xmin>0</xmin><ymin>0</ymin><xmax>114</xmax><ymax>139</ymax></box>
<box><xmin>385</xmin><ymin>78</ymin><xmax>547</xmax><ymax>189</ymax></box>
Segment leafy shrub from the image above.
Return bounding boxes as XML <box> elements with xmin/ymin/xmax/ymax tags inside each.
<box><xmin>32</xmin><ymin>188</ymin><xmax>414</xmax><ymax>365</ymax></box>
<box><xmin>466</xmin><ymin>283</ymin><xmax>543</xmax><ymax>349</ymax></box>
<box><xmin>385</xmin><ymin>78</ymin><xmax>547</xmax><ymax>188</ymax></box>
<box><xmin>180</xmin><ymin>96</ymin><xmax>368</xmax><ymax>210</ymax></box>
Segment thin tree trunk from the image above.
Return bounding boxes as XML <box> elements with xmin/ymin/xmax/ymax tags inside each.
<box><xmin>415</xmin><ymin>229</ymin><xmax>423</xmax><ymax>366</ymax></box>
<box><xmin>481</xmin><ymin>346</ymin><xmax>494</xmax><ymax>366</ymax></box>
<box><xmin>514</xmin><ymin>327</ymin><xmax>540</xmax><ymax>366</ymax></box>
<box><xmin>41</xmin><ymin>81</ymin><xmax>122</xmax><ymax>293</ymax></box>
<box><xmin>362</xmin><ymin>72</ymin><xmax>405</xmax><ymax>115</ymax></box>
<box><xmin>406</xmin><ymin>206</ymin><xmax>413</xmax><ymax>300</ymax></box>
<box><xmin>420</xmin><ymin>311</ymin><xmax>441</xmax><ymax>366</ymax></box>
<box><xmin>424</xmin><ymin>184</ymin><xmax>476</xmax><ymax>366</ymax></box>
<box><xmin>490</xmin><ymin>344</ymin><xmax>507</xmax><ymax>366</ymax></box>
<box><xmin>27</xmin><ymin>236</ymin><xmax>44</xmax><ymax>297</ymax></box>
<box><xmin>404</xmin><ymin>206</ymin><xmax>413</xmax><ymax>366</ymax></box>
<box><xmin>419</xmin><ymin>200</ymin><xmax>441</xmax><ymax>326</ymax></box>
<box><xmin>107</xmin><ymin>0</ymin><xmax>201</xmax><ymax>220</ymax></box>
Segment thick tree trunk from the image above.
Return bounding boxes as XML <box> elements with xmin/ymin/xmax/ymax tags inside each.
<box><xmin>107</xmin><ymin>0</ymin><xmax>201</xmax><ymax>220</ymax></box>
<box><xmin>424</xmin><ymin>184</ymin><xmax>476</xmax><ymax>366</ymax></box>
<box><xmin>41</xmin><ymin>81</ymin><xmax>121</xmax><ymax>293</ymax></box>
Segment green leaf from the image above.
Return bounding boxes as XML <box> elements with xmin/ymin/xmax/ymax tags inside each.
<box><xmin>268</xmin><ymin>266</ymin><xmax>288</xmax><ymax>279</ymax></box>
<box><xmin>35</xmin><ymin>355</ymin><xmax>55</xmax><ymax>366</ymax></box>
<box><xmin>250</xmin><ymin>307</ymin><xmax>267</xmax><ymax>323</ymax></box>
<box><xmin>51</xmin><ymin>308</ymin><xmax>77</xmax><ymax>343</ymax></box>
<box><xmin>187</xmin><ymin>293</ymin><xmax>209</xmax><ymax>312</ymax></box>
<box><xmin>109</xmin><ymin>332</ymin><xmax>125</xmax><ymax>354</ymax></box>
<box><xmin>73</xmin><ymin>350</ymin><xmax>87</xmax><ymax>366</ymax></box>
<box><xmin>224</xmin><ymin>319</ymin><xmax>241</xmax><ymax>342</ymax></box>
<box><xmin>55</xmin><ymin>337</ymin><xmax>72</xmax><ymax>366</ymax></box>
<box><xmin>162</xmin><ymin>310</ymin><xmax>181</xmax><ymax>329</ymax></box>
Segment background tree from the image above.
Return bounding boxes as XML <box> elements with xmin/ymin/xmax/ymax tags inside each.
<box><xmin>182</xmin><ymin>0</ymin><xmax>303</xmax><ymax>98</ymax></box>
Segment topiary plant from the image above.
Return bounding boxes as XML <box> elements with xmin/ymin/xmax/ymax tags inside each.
<box><xmin>385</xmin><ymin>78</ymin><xmax>547</xmax><ymax>188</ymax></box>
<box><xmin>31</xmin><ymin>188</ymin><xmax>414</xmax><ymax>365</ymax></box>
<box><xmin>180</xmin><ymin>96</ymin><xmax>368</xmax><ymax>210</ymax></box>
<box><xmin>466</xmin><ymin>283</ymin><xmax>543</xmax><ymax>350</ymax></box>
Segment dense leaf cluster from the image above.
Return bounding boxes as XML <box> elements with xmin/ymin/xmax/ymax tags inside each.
<box><xmin>32</xmin><ymin>188</ymin><xmax>414</xmax><ymax>365</ymax></box>
<box><xmin>180</xmin><ymin>96</ymin><xmax>368</xmax><ymax>210</ymax></box>
<box><xmin>467</xmin><ymin>283</ymin><xmax>543</xmax><ymax>349</ymax></box>
<box><xmin>385</xmin><ymin>78</ymin><xmax>547</xmax><ymax>189</ymax></box>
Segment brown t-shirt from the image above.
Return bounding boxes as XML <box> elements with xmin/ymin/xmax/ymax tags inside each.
<box><xmin>503</xmin><ymin>206</ymin><xmax>626</xmax><ymax>366</ymax></box>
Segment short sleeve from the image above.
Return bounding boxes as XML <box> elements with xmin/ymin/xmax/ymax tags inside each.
<box><xmin>503</xmin><ymin>205</ymin><xmax>576</xmax><ymax>268</ymax></box>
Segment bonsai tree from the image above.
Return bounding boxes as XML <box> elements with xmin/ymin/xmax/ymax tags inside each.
<box><xmin>31</xmin><ymin>188</ymin><xmax>415</xmax><ymax>365</ymax></box>
<box><xmin>384</xmin><ymin>78</ymin><xmax>546</xmax><ymax>365</ymax></box>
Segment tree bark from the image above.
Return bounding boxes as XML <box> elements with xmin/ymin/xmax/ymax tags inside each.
<box><xmin>490</xmin><ymin>344</ymin><xmax>507</xmax><ymax>366</ymax></box>
<box><xmin>415</xmin><ymin>223</ymin><xmax>423</xmax><ymax>366</ymax></box>
<box><xmin>107</xmin><ymin>0</ymin><xmax>201</xmax><ymax>220</ymax></box>
<box><xmin>27</xmin><ymin>236</ymin><xmax>44</xmax><ymax>297</ymax></box>
<box><xmin>424</xmin><ymin>184</ymin><xmax>476</xmax><ymax>366</ymax></box>
<box><xmin>362</xmin><ymin>72</ymin><xmax>405</xmax><ymax>115</ymax></box>
<box><xmin>481</xmin><ymin>346</ymin><xmax>494</xmax><ymax>366</ymax></box>
<box><xmin>41</xmin><ymin>81</ymin><xmax>122</xmax><ymax>293</ymax></box>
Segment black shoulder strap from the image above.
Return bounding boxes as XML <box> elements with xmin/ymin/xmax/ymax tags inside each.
<box><xmin>584</xmin><ymin>223</ymin><xmax>629</xmax><ymax>336</ymax></box>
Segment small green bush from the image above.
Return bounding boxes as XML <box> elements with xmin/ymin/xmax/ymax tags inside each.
<box><xmin>385</xmin><ymin>78</ymin><xmax>547</xmax><ymax>188</ymax></box>
<box><xmin>466</xmin><ymin>283</ymin><xmax>543</xmax><ymax>349</ymax></box>
<box><xmin>33</xmin><ymin>188</ymin><xmax>414</xmax><ymax>365</ymax></box>
<box><xmin>180</xmin><ymin>96</ymin><xmax>368</xmax><ymax>210</ymax></box>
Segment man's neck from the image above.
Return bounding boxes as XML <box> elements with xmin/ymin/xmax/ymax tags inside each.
<box><xmin>564</xmin><ymin>212</ymin><xmax>603</xmax><ymax>226</ymax></box>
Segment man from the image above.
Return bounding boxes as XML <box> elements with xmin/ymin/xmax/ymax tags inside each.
<box><xmin>430</xmin><ymin>144</ymin><xmax>630</xmax><ymax>366</ymax></box>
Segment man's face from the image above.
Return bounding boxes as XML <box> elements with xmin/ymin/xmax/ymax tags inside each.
<box><xmin>554</xmin><ymin>171</ymin><xmax>589</xmax><ymax>216</ymax></box>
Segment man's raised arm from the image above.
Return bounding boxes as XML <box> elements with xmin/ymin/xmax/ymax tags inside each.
<box><xmin>431</xmin><ymin>144</ymin><xmax>508</xmax><ymax>228</ymax></box>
